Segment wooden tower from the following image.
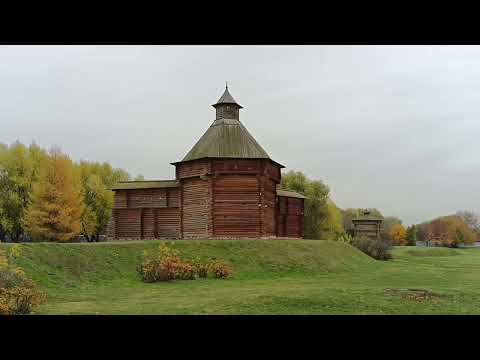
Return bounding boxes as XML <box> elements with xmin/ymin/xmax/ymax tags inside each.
<box><xmin>107</xmin><ymin>85</ymin><xmax>305</xmax><ymax>240</ymax></box>
<box><xmin>171</xmin><ymin>85</ymin><xmax>285</xmax><ymax>238</ymax></box>
<box><xmin>352</xmin><ymin>209</ymin><xmax>383</xmax><ymax>239</ymax></box>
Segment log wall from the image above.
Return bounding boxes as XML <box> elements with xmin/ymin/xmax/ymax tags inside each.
<box><xmin>180</xmin><ymin>177</ymin><xmax>212</xmax><ymax>238</ymax></box>
<box><xmin>108</xmin><ymin>187</ymin><xmax>180</xmax><ymax>240</ymax></box>
<box><xmin>261</xmin><ymin>176</ymin><xmax>277</xmax><ymax>236</ymax></box>
<box><xmin>276</xmin><ymin>196</ymin><xmax>304</xmax><ymax>238</ymax></box>
<box><xmin>353</xmin><ymin>221</ymin><xmax>381</xmax><ymax>239</ymax></box>
<box><xmin>108</xmin><ymin>158</ymin><xmax>304</xmax><ymax>240</ymax></box>
<box><xmin>176</xmin><ymin>160</ymin><xmax>210</xmax><ymax>179</ymax></box>
<box><xmin>212</xmin><ymin>175</ymin><xmax>261</xmax><ymax>236</ymax></box>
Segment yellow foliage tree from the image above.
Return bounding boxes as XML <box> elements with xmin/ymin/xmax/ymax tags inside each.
<box><xmin>320</xmin><ymin>199</ymin><xmax>344</xmax><ymax>240</ymax></box>
<box><xmin>390</xmin><ymin>223</ymin><xmax>407</xmax><ymax>245</ymax></box>
<box><xmin>24</xmin><ymin>148</ymin><xmax>84</xmax><ymax>242</ymax></box>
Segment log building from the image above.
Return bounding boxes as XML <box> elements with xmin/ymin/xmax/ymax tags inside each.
<box><xmin>107</xmin><ymin>86</ymin><xmax>306</xmax><ymax>240</ymax></box>
<box><xmin>352</xmin><ymin>210</ymin><xmax>383</xmax><ymax>239</ymax></box>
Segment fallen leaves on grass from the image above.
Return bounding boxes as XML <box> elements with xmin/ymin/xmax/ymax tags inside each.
<box><xmin>384</xmin><ymin>288</ymin><xmax>442</xmax><ymax>302</ymax></box>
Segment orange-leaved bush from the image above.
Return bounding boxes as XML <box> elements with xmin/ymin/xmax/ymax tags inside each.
<box><xmin>0</xmin><ymin>246</ymin><xmax>46</xmax><ymax>315</ymax></box>
<box><xmin>137</xmin><ymin>244</ymin><xmax>184</xmax><ymax>282</ymax></box>
<box><xmin>193</xmin><ymin>258</ymin><xmax>209</xmax><ymax>278</ymax></box>
<box><xmin>208</xmin><ymin>260</ymin><xmax>233</xmax><ymax>279</ymax></box>
<box><xmin>137</xmin><ymin>244</ymin><xmax>233</xmax><ymax>282</ymax></box>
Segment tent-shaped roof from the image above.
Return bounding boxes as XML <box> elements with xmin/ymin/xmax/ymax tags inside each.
<box><xmin>212</xmin><ymin>86</ymin><xmax>243</xmax><ymax>108</ymax></box>
<box><xmin>174</xmin><ymin>86</ymin><xmax>282</xmax><ymax>165</ymax></box>
<box><xmin>178</xmin><ymin>118</ymin><xmax>272</xmax><ymax>162</ymax></box>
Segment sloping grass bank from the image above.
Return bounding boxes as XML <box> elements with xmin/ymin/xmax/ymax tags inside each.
<box><xmin>2</xmin><ymin>240</ymin><xmax>375</xmax><ymax>289</ymax></box>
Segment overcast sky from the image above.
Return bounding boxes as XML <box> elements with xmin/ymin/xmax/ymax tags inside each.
<box><xmin>1</xmin><ymin>45</ymin><xmax>479</xmax><ymax>225</ymax></box>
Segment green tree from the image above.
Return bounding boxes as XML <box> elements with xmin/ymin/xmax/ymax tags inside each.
<box><xmin>76</xmin><ymin>160</ymin><xmax>130</xmax><ymax>240</ymax></box>
<box><xmin>80</xmin><ymin>174</ymin><xmax>113</xmax><ymax>241</ymax></box>
<box><xmin>321</xmin><ymin>200</ymin><xmax>344</xmax><ymax>240</ymax></box>
<box><xmin>280</xmin><ymin>170</ymin><xmax>342</xmax><ymax>240</ymax></box>
<box><xmin>405</xmin><ymin>225</ymin><xmax>417</xmax><ymax>246</ymax></box>
<box><xmin>24</xmin><ymin>148</ymin><xmax>84</xmax><ymax>242</ymax></box>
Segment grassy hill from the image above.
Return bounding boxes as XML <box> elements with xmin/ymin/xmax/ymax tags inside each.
<box><xmin>2</xmin><ymin>240</ymin><xmax>480</xmax><ymax>314</ymax></box>
<box><xmin>4</xmin><ymin>240</ymin><xmax>375</xmax><ymax>288</ymax></box>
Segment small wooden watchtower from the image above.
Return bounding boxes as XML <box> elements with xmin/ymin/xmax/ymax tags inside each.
<box><xmin>352</xmin><ymin>209</ymin><xmax>383</xmax><ymax>239</ymax></box>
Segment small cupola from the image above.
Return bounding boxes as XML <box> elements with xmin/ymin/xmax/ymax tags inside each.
<box><xmin>212</xmin><ymin>84</ymin><xmax>243</xmax><ymax>120</ymax></box>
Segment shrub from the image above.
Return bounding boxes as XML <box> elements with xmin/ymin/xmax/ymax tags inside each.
<box><xmin>0</xmin><ymin>282</ymin><xmax>47</xmax><ymax>315</ymax></box>
<box><xmin>0</xmin><ymin>268</ymin><xmax>26</xmax><ymax>289</ymax></box>
<box><xmin>353</xmin><ymin>236</ymin><xmax>392</xmax><ymax>261</ymax></box>
<box><xmin>192</xmin><ymin>258</ymin><xmax>209</xmax><ymax>278</ymax></box>
<box><xmin>137</xmin><ymin>254</ymin><xmax>184</xmax><ymax>282</ymax></box>
<box><xmin>137</xmin><ymin>244</ymin><xmax>197</xmax><ymax>282</ymax></box>
<box><xmin>208</xmin><ymin>260</ymin><xmax>233</xmax><ymax>279</ymax></box>
<box><xmin>0</xmin><ymin>248</ymin><xmax>47</xmax><ymax>315</ymax></box>
<box><xmin>337</xmin><ymin>233</ymin><xmax>354</xmax><ymax>244</ymax></box>
<box><xmin>176</xmin><ymin>261</ymin><xmax>197</xmax><ymax>280</ymax></box>
<box><xmin>137</xmin><ymin>244</ymin><xmax>234</xmax><ymax>282</ymax></box>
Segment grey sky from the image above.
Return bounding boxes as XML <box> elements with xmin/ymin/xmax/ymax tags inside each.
<box><xmin>1</xmin><ymin>45</ymin><xmax>479</xmax><ymax>225</ymax></box>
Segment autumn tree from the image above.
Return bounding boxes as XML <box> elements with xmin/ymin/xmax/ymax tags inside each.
<box><xmin>280</xmin><ymin>170</ymin><xmax>342</xmax><ymax>240</ymax></box>
<box><xmin>24</xmin><ymin>148</ymin><xmax>84</xmax><ymax>242</ymax></box>
<box><xmin>427</xmin><ymin>215</ymin><xmax>476</xmax><ymax>248</ymax></box>
<box><xmin>383</xmin><ymin>216</ymin><xmax>402</xmax><ymax>235</ymax></box>
<box><xmin>456</xmin><ymin>210</ymin><xmax>480</xmax><ymax>241</ymax></box>
<box><xmin>390</xmin><ymin>223</ymin><xmax>407</xmax><ymax>246</ymax></box>
<box><xmin>405</xmin><ymin>225</ymin><xmax>417</xmax><ymax>246</ymax></box>
<box><xmin>0</xmin><ymin>142</ymin><xmax>48</xmax><ymax>242</ymax></box>
<box><xmin>0</xmin><ymin>141</ymin><xmax>131</xmax><ymax>243</ymax></box>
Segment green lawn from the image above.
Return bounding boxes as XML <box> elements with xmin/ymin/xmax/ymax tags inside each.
<box><xmin>2</xmin><ymin>240</ymin><xmax>480</xmax><ymax>314</ymax></box>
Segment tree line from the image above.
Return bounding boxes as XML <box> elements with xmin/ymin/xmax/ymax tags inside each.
<box><xmin>0</xmin><ymin>141</ymin><xmax>143</xmax><ymax>242</ymax></box>
<box><xmin>280</xmin><ymin>170</ymin><xmax>480</xmax><ymax>247</ymax></box>
<box><xmin>1</xmin><ymin>142</ymin><xmax>478</xmax><ymax>246</ymax></box>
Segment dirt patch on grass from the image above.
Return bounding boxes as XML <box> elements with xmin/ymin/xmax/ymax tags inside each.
<box><xmin>405</xmin><ymin>248</ymin><xmax>460</xmax><ymax>257</ymax></box>
<box><xmin>385</xmin><ymin>288</ymin><xmax>443</xmax><ymax>302</ymax></box>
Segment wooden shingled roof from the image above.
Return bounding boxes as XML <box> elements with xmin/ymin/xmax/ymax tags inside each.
<box><xmin>178</xmin><ymin>118</ymin><xmax>272</xmax><ymax>163</ymax></box>
<box><xmin>110</xmin><ymin>180</ymin><xmax>179</xmax><ymax>190</ymax></box>
<box><xmin>276</xmin><ymin>189</ymin><xmax>307</xmax><ymax>199</ymax></box>
<box><xmin>352</xmin><ymin>210</ymin><xmax>383</xmax><ymax>222</ymax></box>
<box><xmin>173</xmin><ymin>86</ymin><xmax>282</xmax><ymax>165</ymax></box>
<box><xmin>212</xmin><ymin>86</ymin><xmax>243</xmax><ymax>108</ymax></box>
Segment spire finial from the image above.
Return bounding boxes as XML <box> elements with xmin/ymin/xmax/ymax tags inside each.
<box><xmin>226</xmin><ymin>81</ymin><xmax>228</xmax><ymax>89</ymax></box>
